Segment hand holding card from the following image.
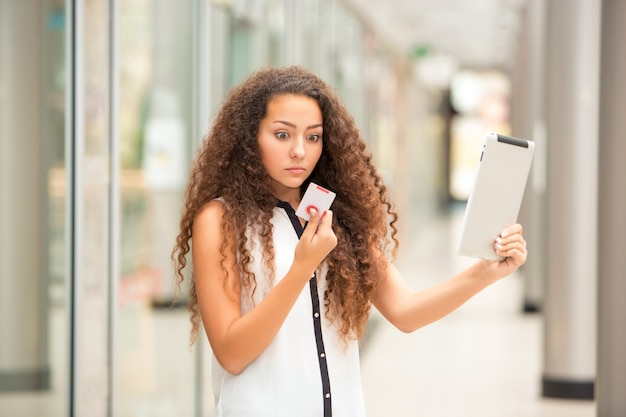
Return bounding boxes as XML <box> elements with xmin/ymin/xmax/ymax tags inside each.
<box><xmin>295</xmin><ymin>182</ymin><xmax>336</xmax><ymax>221</ymax></box>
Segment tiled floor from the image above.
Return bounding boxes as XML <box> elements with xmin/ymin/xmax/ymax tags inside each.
<box><xmin>359</xmin><ymin>207</ymin><xmax>596</xmax><ymax>417</ymax></box>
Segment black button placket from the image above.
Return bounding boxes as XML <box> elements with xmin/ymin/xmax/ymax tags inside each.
<box><xmin>276</xmin><ymin>201</ymin><xmax>333</xmax><ymax>417</ymax></box>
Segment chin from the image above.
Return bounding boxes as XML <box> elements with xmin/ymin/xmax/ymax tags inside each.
<box><xmin>271</xmin><ymin>179</ymin><xmax>304</xmax><ymax>193</ymax></box>
<box><xmin>281</xmin><ymin>177</ymin><xmax>307</xmax><ymax>188</ymax></box>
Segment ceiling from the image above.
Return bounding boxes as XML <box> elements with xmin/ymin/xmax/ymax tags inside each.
<box><xmin>342</xmin><ymin>0</ymin><xmax>529</xmax><ymax>70</ymax></box>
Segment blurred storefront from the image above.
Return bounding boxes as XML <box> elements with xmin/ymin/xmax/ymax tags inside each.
<box><xmin>0</xmin><ymin>1</ymin><xmax>447</xmax><ymax>416</ymax></box>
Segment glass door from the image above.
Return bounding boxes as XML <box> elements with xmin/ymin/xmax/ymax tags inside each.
<box><xmin>114</xmin><ymin>1</ymin><xmax>200</xmax><ymax>415</ymax></box>
<box><xmin>0</xmin><ymin>1</ymin><xmax>70</xmax><ymax>415</ymax></box>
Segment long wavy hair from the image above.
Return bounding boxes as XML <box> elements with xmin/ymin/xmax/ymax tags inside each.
<box><xmin>172</xmin><ymin>65</ymin><xmax>398</xmax><ymax>344</ymax></box>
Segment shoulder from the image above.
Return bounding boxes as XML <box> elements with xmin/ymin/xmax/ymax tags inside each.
<box><xmin>197</xmin><ymin>198</ymin><xmax>227</xmax><ymax>219</ymax></box>
<box><xmin>192</xmin><ymin>199</ymin><xmax>229</xmax><ymax>248</ymax></box>
<box><xmin>194</xmin><ymin>199</ymin><xmax>226</xmax><ymax>226</ymax></box>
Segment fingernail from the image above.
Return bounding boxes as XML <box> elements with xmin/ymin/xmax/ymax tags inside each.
<box><xmin>496</xmin><ymin>238</ymin><xmax>503</xmax><ymax>244</ymax></box>
<box><xmin>500</xmin><ymin>231</ymin><xmax>508</xmax><ymax>238</ymax></box>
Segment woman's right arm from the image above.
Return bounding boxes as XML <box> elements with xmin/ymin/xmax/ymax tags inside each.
<box><xmin>192</xmin><ymin>201</ymin><xmax>336</xmax><ymax>375</ymax></box>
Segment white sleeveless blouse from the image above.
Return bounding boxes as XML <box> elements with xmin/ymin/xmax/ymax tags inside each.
<box><xmin>210</xmin><ymin>205</ymin><xmax>366</xmax><ymax>416</ymax></box>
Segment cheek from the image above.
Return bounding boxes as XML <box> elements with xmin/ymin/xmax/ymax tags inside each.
<box><xmin>312</xmin><ymin>144</ymin><xmax>323</xmax><ymax>164</ymax></box>
<box><xmin>257</xmin><ymin>136</ymin><xmax>274</xmax><ymax>164</ymax></box>
<box><xmin>260</xmin><ymin>143</ymin><xmax>280</xmax><ymax>171</ymax></box>
<box><xmin>265</xmin><ymin>154</ymin><xmax>279</xmax><ymax>171</ymax></box>
<box><xmin>259</xmin><ymin>150</ymin><xmax>272</xmax><ymax>170</ymax></box>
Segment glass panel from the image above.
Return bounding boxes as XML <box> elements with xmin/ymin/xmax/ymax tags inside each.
<box><xmin>0</xmin><ymin>1</ymin><xmax>69</xmax><ymax>415</ymax></box>
<box><xmin>73</xmin><ymin>0</ymin><xmax>113</xmax><ymax>414</ymax></box>
<box><xmin>208</xmin><ymin>4</ymin><xmax>230</xmax><ymax>117</ymax></box>
<box><xmin>330</xmin><ymin>2</ymin><xmax>367</xmax><ymax>128</ymax></box>
<box><xmin>221</xmin><ymin>0</ymin><xmax>281</xmax><ymax>88</ymax></box>
<box><xmin>302</xmin><ymin>0</ymin><xmax>323</xmax><ymax>72</ymax></box>
<box><xmin>449</xmin><ymin>70</ymin><xmax>512</xmax><ymax>200</ymax></box>
<box><xmin>266</xmin><ymin>0</ymin><xmax>285</xmax><ymax>66</ymax></box>
<box><xmin>115</xmin><ymin>0</ymin><xmax>197</xmax><ymax>415</ymax></box>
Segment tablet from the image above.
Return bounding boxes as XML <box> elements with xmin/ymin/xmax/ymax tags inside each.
<box><xmin>456</xmin><ymin>132</ymin><xmax>535</xmax><ymax>261</ymax></box>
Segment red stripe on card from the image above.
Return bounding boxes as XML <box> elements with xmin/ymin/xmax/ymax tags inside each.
<box><xmin>316</xmin><ymin>185</ymin><xmax>329</xmax><ymax>193</ymax></box>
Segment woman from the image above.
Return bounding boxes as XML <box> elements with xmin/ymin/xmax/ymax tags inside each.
<box><xmin>171</xmin><ymin>66</ymin><xmax>527</xmax><ymax>416</ymax></box>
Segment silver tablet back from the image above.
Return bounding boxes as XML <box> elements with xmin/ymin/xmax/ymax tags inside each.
<box><xmin>457</xmin><ymin>132</ymin><xmax>535</xmax><ymax>261</ymax></box>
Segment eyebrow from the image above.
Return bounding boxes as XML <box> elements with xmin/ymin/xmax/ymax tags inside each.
<box><xmin>273</xmin><ymin>120</ymin><xmax>323</xmax><ymax>130</ymax></box>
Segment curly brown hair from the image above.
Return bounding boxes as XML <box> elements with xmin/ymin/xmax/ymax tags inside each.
<box><xmin>172</xmin><ymin>65</ymin><xmax>398</xmax><ymax>344</ymax></box>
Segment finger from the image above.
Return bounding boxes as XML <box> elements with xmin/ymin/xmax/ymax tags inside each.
<box><xmin>308</xmin><ymin>206</ymin><xmax>319</xmax><ymax>220</ymax></box>
<box><xmin>500</xmin><ymin>223</ymin><xmax>523</xmax><ymax>238</ymax></box>
<box><xmin>495</xmin><ymin>240</ymin><xmax>527</xmax><ymax>259</ymax></box>
<box><xmin>320</xmin><ymin>210</ymin><xmax>332</xmax><ymax>225</ymax></box>
<box><xmin>496</xmin><ymin>234</ymin><xmax>527</xmax><ymax>249</ymax></box>
<box><xmin>495</xmin><ymin>235</ymin><xmax>526</xmax><ymax>249</ymax></box>
<box><xmin>301</xmin><ymin>208</ymin><xmax>320</xmax><ymax>240</ymax></box>
<box><xmin>506</xmin><ymin>248</ymin><xmax>527</xmax><ymax>266</ymax></box>
<box><xmin>317</xmin><ymin>210</ymin><xmax>333</xmax><ymax>232</ymax></box>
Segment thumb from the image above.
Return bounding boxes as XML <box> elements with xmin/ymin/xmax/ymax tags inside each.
<box><xmin>302</xmin><ymin>207</ymin><xmax>320</xmax><ymax>240</ymax></box>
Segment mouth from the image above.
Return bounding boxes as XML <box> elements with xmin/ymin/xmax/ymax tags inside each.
<box><xmin>286</xmin><ymin>167</ymin><xmax>306</xmax><ymax>174</ymax></box>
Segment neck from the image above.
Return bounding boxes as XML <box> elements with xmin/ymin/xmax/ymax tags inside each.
<box><xmin>272</xmin><ymin>189</ymin><xmax>301</xmax><ymax>210</ymax></box>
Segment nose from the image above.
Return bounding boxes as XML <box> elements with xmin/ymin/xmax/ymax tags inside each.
<box><xmin>290</xmin><ymin>137</ymin><xmax>305</xmax><ymax>159</ymax></box>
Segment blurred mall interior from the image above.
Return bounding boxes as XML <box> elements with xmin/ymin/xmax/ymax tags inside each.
<box><xmin>1</xmin><ymin>0</ymin><xmax>625</xmax><ymax>416</ymax></box>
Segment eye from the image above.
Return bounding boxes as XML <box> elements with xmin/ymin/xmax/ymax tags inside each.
<box><xmin>307</xmin><ymin>133</ymin><xmax>322</xmax><ymax>143</ymax></box>
<box><xmin>275</xmin><ymin>131</ymin><xmax>289</xmax><ymax>140</ymax></box>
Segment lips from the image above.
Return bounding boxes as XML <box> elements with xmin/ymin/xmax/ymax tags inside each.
<box><xmin>286</xmin><ymin>167</ymin><xmax>306</xmax><ymax>174</ymax></box>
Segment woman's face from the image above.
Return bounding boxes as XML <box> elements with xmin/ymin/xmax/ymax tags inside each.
<box><xmin>257</xmin><ymin>94</ymin><xmax>323</xmax><ymax>202</ymax></box>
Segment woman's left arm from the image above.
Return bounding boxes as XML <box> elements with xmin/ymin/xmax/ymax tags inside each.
<box><xmin>371</xmin><ymin>224</ymin><xmax>527</xmax><ymax>333</ymax></box>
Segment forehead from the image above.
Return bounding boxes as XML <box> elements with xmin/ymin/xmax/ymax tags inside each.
<box><xmin>265</xmin><ymin>94</ymin><xmax>322</xmax><ymax>119</ymax></box>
